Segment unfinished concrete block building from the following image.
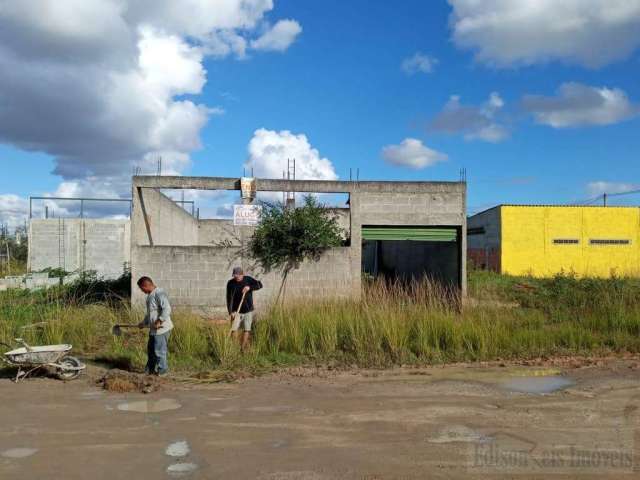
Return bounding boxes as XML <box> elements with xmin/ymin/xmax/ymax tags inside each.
<box><xmin>131</xmin><ymin>176</ymin><xmax>466</xmax><ymax>311</ymax></box>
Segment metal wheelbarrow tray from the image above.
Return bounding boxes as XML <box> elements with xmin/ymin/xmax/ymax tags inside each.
<box><xmin>2</xmin><ymin>341</ymin><xmax>85</xmax><ymax>382</ymax></box>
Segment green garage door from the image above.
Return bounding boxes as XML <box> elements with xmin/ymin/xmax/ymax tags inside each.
<box><xmin>361</xmin><ymin>226</ymin><xmax>457</xmax><ymax>242</ymax></box>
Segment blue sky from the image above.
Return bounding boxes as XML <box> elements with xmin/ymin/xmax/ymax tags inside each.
<box><xmin>1</xmin><ymin>0</ymin><xmax>640</xmax><ymax>225</ymax></box>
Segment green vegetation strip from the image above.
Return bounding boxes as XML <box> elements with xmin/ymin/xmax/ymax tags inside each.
<box><xmin>1</xmin><ymin>271</ymin><xmax>640</xmax><ymax>374</ymax></box>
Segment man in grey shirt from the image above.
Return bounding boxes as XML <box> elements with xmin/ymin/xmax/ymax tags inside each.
<box><xmin>136</xmin><ymin>276</ymin><xmax>173</xmax><ymax>375</ymax></box>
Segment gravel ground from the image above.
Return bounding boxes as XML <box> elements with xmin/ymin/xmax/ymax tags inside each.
<box><xmin>1</xmin><ymin>359</ymin><xmax>639</xmax><ymax>479</ymax></box>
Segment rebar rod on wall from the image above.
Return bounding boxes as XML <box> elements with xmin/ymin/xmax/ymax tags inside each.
<box><xmin>28</xmin><ymin>196</ymin><xmax>195</xmax><ymax>219</ymax></box>
<box><xmin>29</xmin><ymin>196</ymin><xmax>132</xmax><ymax>219</ymax></box>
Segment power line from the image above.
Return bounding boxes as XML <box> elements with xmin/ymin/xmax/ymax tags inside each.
<box><xmin>572</xmin><ymin>187</ymin><xmax>640</xmax><ymax>206</ymax></box>
<box><xmin>606</xmin><ymin>188</ymin><xmax>640</xmax><ymax>198</ymax></box>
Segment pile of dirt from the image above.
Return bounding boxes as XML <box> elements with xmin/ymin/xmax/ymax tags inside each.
<box><xmin>97</xmin><ymin>369</ymin><xmax>161</xmax><ymax>394</ymax></box>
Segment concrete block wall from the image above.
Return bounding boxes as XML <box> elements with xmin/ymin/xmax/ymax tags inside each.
<box><xmin>82</xmin><ymin>220</ymin><xmax>131</xmax><ymax>277</ymax></box>
<box><xmin>29</xmin><ymin>219</ymin><xmax>130</xmax><ymax>279</ymax></box>
<box><xmin>28</xmin><ymin>219</ymin><xmax>79</xmax><ymax>273</ymax></box>
<box><xmin>131</xmin><ymin>244</ymin><xmax>352</xmax><ymax>312</ymax></box>
<box><xmin>0</xmin><ymin>272</ymin><xmax>83</xmax><ymax>291</ymax></box>
<box><xmin>356</xmin><ymin>191</ymin><xmax>465</xmax><ymax>226</ymax></box>
<box><xmin>198</xmin><ymin>220</ymin><xmax>243</xmax><ymax>246</ymax></box>
<box><xmin>132</xmin><ymin>187</ymin><xmax>198</xmax><ymax>246</ymax></box>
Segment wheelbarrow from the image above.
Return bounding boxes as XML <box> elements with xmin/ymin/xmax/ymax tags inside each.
<box><xmin>1</xmin><ymin>338</ymin><xmax>85</xmax><ymax>382</ymax></box>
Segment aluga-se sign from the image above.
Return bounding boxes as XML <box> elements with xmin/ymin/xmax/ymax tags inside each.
<box><xmin>233</xmin><ymin>204</ymin><xmax>262</xmax><ymax>226</ymax></box>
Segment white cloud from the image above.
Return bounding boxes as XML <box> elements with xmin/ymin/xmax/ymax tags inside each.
<box><xmin>401</xmin><ymin>52</ymin><xmax>438</xmax><ymax>75</ymax></box>
<box><xmin>54</xmin><ymin>178</ymin><xmax>127</xmax><ymax>199</ymax></box>
<box><xmin>522</xmin><ymin>83</ymin><xmax>638</xmax><ymax>128</ymax></box>
<box><xmin>124</xmin><ymin>0</ymin><xmax>273</xmax><ymax>34</ymax></box>
<box><xmin>465</xmin><ymin>124</ymin><xmax>508</xmax><ymax>143</ymax></box>
<box><xmin>448</xmin><ymin>0</ymin><xmax>640</xmax><ymax>68</ymax></box>
<box><xmin>244</xmin><ymin>128</ymin><xmax>338</xmax><ymax>181</ymax></box>
<box><xmin>485</xmin><ymin>92</ymin><xmax>504</xmax><ymax>111</ymax></box>
<box><xmin>0</xmin><ymin>195</ymin><xmax>29</xmax><ymax>229</ymax></box>
<box><xmin>381</xmin><ymin>138</ymin><xmax>447</xmax><ymax>169</ymax></box>
<box><xmin>587</xmin><ymin>181</ymin><xmax>640</xmax><ymax>196</ymax></box>
<box><xmin>251</xmin><ymin>19</ymin><xmax>302</xmax><ymax>52</ymax></box>
<box><xmin>216</xmin><ymin>203</ymin><xmax>235</xmax><ymax>218</ymax></box>
<box><xmin>0</xmin><ymin>1</ymin><xmax>301</xmax><ymax>227</ymax></box>
<box><xmin>430</xmin><ymin>92</ymin><xmax>509</xmax><ymax>142</ymax></box>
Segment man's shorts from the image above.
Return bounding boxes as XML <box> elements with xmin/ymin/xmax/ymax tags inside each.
<box><xmin>231</xmin><ymin>311</ymin><xmax>254</xmax><ymax>332</ymax></box>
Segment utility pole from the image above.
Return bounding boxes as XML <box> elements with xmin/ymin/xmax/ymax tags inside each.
<box><xmin>603</xmin><ymin>193</ymin><xmax>607</xmax><ymax>207</ymax></box>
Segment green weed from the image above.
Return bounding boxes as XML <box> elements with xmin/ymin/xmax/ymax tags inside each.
<box><xmin>1</xmin><ymin>272</ymin><xmax>639</xmax><ymax>374</ymax></box>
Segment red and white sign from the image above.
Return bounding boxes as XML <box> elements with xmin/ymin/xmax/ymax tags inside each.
<box><xmin>233</xmin><ymin>204</ymin><xmax>262</xmax><ymax>226</ymax></box>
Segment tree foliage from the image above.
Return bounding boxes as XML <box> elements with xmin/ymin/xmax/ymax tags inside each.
<box><xmin>249</xmin><ymin>195</ymin><xmax>344</xmax><ymax>271</ymax></box>
<box><xmin>248</xmin><ymin>195</ymin><xmax>344</xmax><ymax>302</ymax></box>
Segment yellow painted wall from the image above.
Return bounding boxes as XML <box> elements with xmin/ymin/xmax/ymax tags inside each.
<box><xmin>501</xmin><ymin>206</ymin><xmax>640</xmax><ymax>277</ymax></box>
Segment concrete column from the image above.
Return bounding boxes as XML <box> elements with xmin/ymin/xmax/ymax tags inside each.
<box><xmin>349</xmin><ymin>191</ymin><xmax>362</xmax><ymax>300</ymax></box>
<box><xmin>460</xmin><ymin>184</ymin><xmax>468</xmax><ymax>297</ymax></box>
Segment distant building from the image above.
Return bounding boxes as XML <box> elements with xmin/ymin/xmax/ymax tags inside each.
<box><xmin>467</xmin><ymin>205</ymin><xmax>640</xmax><ymax>278</ymax></box>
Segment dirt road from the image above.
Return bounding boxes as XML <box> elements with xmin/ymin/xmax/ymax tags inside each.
<box><xmin>1</xmin><ymin>361</ymin><xmax>639</xmax><ymax>479</ymax></box>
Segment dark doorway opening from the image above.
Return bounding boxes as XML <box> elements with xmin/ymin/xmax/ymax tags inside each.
<box><xmin>361</xmin><ymin>226</ymin><xmax>460</xmax><ymax>288</ymax></box>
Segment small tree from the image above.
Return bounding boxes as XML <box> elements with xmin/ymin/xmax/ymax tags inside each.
<box><xmin>248</xmin><ymin>195</ymin><xmax>344</xmax><ymax>304</ymax></box>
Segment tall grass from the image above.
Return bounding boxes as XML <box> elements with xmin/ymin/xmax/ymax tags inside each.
<box><xmin>251</xmin><ymin>275</ymin><xmax>640</xmax><ymax>366</ymax></box>
<box><xmin>1</xmin><ymin>272</ymin><xmax>640</xmax><ymax>374</ymax></box>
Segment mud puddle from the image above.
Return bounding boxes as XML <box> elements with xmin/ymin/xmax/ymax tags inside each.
<box><xmin>166</xmin><ymin>441</ymin><xmax>190</xmax><ymax>457</ymax></box>
<box><xmin>500</xmin><ymin>375</ymin><xmax>574</xmax><ymax>394</ymax></box>
<box><xmin>165</xmin><ymin>439</ymin><xmax>198</xmax><ymax>476</ymax></box>
<box><xmin>116</xmin><ymin>398</ymin><xmax>181</xmax><ymax>413</ymax></box>
<box><xmin>1</xmin><ymin>448</ymin><xmax>38</xmax><ymax>458</ymax></box>
<box><xmin>167</xmin><ymin>462</ymin><xmax>198</xmax><ymax>476</ymax></box>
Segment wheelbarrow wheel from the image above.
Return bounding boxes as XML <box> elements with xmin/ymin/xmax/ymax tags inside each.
<box><xmin>56</xmin><ymin>355</ymin><xmax>82</xmax><ymax>381</ymax></box>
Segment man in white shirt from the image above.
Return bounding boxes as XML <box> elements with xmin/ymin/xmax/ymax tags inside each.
<box><xmin>136</xmin><ymin>276</ymin><xmax>173</xmax><ymax>375</ymax></box>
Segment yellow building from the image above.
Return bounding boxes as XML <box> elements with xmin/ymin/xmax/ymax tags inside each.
<box><xmin>467</xmin><ymin>205</ymin><xmax>640</xmax><ymax>278</ymax></box>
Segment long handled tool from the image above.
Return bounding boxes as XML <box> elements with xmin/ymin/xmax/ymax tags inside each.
<box><xmin>229</xmin><ymin>290</ymin><xmax>247</xmax><ymax>334</ymax></box>
<box><xmin>111</xmin><ymin>324</ymin><xmax>141</xmax><ymax>337</ymax></box>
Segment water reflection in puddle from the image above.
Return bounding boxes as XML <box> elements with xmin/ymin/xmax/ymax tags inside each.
<box><xmin>81</xmin><ymin>391</ymin><xmax>105</xmax><ymax>399</ymax></box>
<box><xmin>116</xmin><ymin>398</ymin><xmax>181</xmax><ymax>413</ymax></box>
<box><xmin>501</xmin><ymin>376</ymin><xmax>574</xmax><ymax>394</ymax></box>
<box><xmin>166</xmin><ymin>440</ymin><xmax>190</xmax><ymax>457</ymax></box>
<box><xmin>167</xmin><ymin>462</ymin><xmax>198</xmax><ymax>476</ymax></box>
<box><xmin>1</xmin><ymin>448</ymin><xmax>38</xmax><ymax>458</ymax></box>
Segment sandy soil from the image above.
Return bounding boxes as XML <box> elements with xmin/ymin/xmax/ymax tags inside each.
<box><xmin>1</xmin><ymin>360</ymin><xmax>639</xmax><ymax>479</ymax></box>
